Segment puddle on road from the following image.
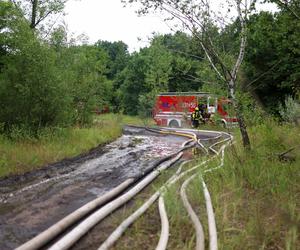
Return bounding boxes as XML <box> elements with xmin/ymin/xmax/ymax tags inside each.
<box><xmin>0</xmin><ymin>134</ymin><xmax>185</xmax><ymax>203</ymax></box>
<box><xmin>0</xmin><ymin>130</ymin><xmax>187</xmax><ymax>250</ymax></box>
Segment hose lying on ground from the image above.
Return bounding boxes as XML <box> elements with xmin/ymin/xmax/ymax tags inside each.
<box><xmin>156</xmin><ymin>196</ymin><xmax>169</xmax><ymax>250</ymax></box>
<box><xmin>16</xmin><ymin>178</ymin><xmax>135</xmax><ymax>250</ymax></box>
<box><xmin>180</xmin><ymin>173</ymin><xmax>205</xmax><ymax>250</ymax></box>
<box><xmin>98</xmin><ymin>158</ymin><xmax>211</xmax><ymax>250</ymax></box>
<box><xmin>18</xmin><ymin>126</ymin><xmax>227</xmax><ymax>250</ymax></box>
<box><xmin>199</xmin><ymin>137</ymin><xmax>232</xmax><ymax>250</ymax></box>
<box><xmin>17</xmin><ymin>130</ymin><xmax>195</xmax><ymax>250</ymax></box>
<box><xmin>157</xmin><ymin>134</ymin><xmax>230</xmax><ymax>250</ymax></box>
<box><xmin>148</xmin><ymin>129</ymin><xmax>231</xmax><ymax>250</ymax></box>
<box><xmin>99</xmin><ymin>131</ymin><xmax>231</xmax><ymax>250</ymax></box>
<box><xmin>98</xmin><ymin>139</ymin><xmax>195</xmax><ymax>250</ymax></box>
<box><xmin>202</xmin><ymin>179</ymin><xmax>217</xmax><ymax>250</ymax></box>
<box><xmin>98</xmin><ymin>188</ymin><xmax>160</xmax><ymax>250</ymax></box>
<box><xmin>48</xmin><ymin>153</ymin><xmax>183</xmax><ymax>250</ymax></box>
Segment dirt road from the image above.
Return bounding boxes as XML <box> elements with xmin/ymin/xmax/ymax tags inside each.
<box><xmin>0</xmin><ymin>126</ymin><xmax>221</xmax><ymax>249</ymax></box>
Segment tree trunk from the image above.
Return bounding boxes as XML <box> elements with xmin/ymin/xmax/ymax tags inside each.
<box><xmin>30</xmin><ymin>0</ymin><xmax>38</xmax><ymax>29</ymax></box>
<box><xmin>229</xmin><ymin>79</ymin><xmax>251</xmax><ymax>150</ymax></box>
<box><xmin>232</xmin><ymin>98</ymin><xmax>251</xmax><ymax>150</ymax></box>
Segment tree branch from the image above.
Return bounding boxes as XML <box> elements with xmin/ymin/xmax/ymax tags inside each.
<box><xmin>245</xmin><ymin>59</ymin><xmax>282</xmax><ymax>89</ymax></box>
<box><xmin>231</xmin><ymin>0</ymin><xmax>247</xmax><ymax>81</ymax></box>
<box><xmin>34</xmin><ymin>9</ymin><xmax>55</xmax><ymax>27</ymax></box>
<box><xmin>274</xmin><ymin>0</ymin><xmax>300</xmax><ymax>20</ymax></box>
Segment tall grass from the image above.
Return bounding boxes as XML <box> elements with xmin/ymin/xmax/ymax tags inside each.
<box><xmin>193</xmin><ymin>119</ymin><xmax>300</xmax><ymax>249</ymax></box>
<box><xmin>0</xmin><ymin>114</ymin><xmax>152</xmax><ymax>178</ymax></box>
<box><xmin>111</xmin><ymin>119</ymin><xmax>299</xmax><ymax>249</ymax></box>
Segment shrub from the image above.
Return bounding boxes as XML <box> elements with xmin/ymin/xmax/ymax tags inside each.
<box><xmin>279</xmin><ymin>96</ymin><xmax>300</xmax><ymax>124</ymax></box>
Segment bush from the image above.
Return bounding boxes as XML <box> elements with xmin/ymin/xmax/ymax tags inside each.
<box><xmin>279</xmin><ymin>96</ymin><xmax>300</xmax><ymax>124</ymax></box>
<box><xmin>0</xmin><ymin>41</ymin><xmax>74</xmax><ymax>133</ymax></box>
<box><xmin>0</xmin><ymin>5</ymin><xmax>74</xmax><ymax>134</ymax></box>
<box><xmin>237</xmin><ymin>92</ymin><xmax>265</xmax><ymax>126</ymax></box>
<box><xmin>138</xmin><ymin>91</ymin><xmax>156</xmax><ymax>118</ymax></box>
<box><xmin>0</xmin><ymin>5</ymin><xmax>112</xmax><ymax>135</ymax></box>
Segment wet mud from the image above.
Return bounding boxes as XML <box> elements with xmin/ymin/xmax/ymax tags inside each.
<box><xmin>0</xmin><ymin>126</ymin><xmax>188</xmax><ymax>249</ymax></box>
<box><xmin>0</xmin><ymin>126</ymin><xmax>224</xmax><ymax>249</ymax></box>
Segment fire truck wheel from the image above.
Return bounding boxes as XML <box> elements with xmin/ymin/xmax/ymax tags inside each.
<box><xmin>169</xmin><ymin>120</ymin><xmax>180</xmax><ymax>128</ymax></box>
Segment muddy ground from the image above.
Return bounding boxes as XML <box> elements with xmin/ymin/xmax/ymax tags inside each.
<box><xmin>0</xmin><ymin>126</ymin><xmax>222</xmax><ymax>249</ymax></box>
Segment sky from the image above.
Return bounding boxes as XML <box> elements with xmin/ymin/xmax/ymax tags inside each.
<box><xmin>64</xmin><ymin>0</ymin><xmax>171</xmax><ymax>52</ymax></box>
<box><xmin>64</xmin><ymin>0</ymin><xmax>277</xmax><ymax>52</ymax></box>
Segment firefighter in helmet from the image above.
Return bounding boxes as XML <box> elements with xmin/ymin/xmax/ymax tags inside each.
<box><xmin>191</xmin><ymin>107</ymin><xmax>201</xmax><ymax>128</ymax></box>
<box><xmin>198</xmin><ymin>103</ymin><xmax>206</xmax><ymax>117</ymax></box>
<box><xmin>198</xmin><ymin>103</ymin><xmax>210</xmax><ymax>123</ymax></box>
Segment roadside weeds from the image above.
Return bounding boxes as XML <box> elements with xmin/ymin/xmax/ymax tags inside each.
<box><xmin>109</xmin><ymin>122</ymin><xmax>299</xmax><ymax>249</ymax></box>
<box><xmin>0</xmin><ymin>114</ymin><xmax>152</xmax><ymax>178</ymax></box>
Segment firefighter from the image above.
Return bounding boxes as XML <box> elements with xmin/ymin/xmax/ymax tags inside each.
<box><xmin>198</xmin><ymin>103</ymin><xmax>207</xmax><ymax>118</ymax></box>
<box><xmin>198</xmin><ymin>103</ymin><xmax>210</xmax><ymax>123</ymax></box>
<box><xmin>191</xmin><ymin>107</ymin><xmax>201</xmax><ymax>128</ymax></box>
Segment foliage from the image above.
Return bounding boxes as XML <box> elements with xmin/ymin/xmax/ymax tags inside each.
<box><xmin>1</xmin><ymin>0</ymin><xmax>300</xmax><ymax>139</ymax></box>
<box><xmin>236</xmin><ymin>91</ymin><xmax>265</xmax><ymax>126</ymax></box>
<box><xmin>138</xmin><ymin>91</ymin><xmax>156</xmax><ymax>118</ymax></box>
<box><xmin>153</xmin><ymin>32</ymin><xmax>203</xmax><ymax>92</ymax></box>
<box><xmin>118</xmin><ymin>51</ymin><xmax>149</xmax><ymax>115</ymax></box>
<box><xmin>279</xmin><ymin>96</ymin><xmax>300</xmax><ymax>124</ymax></box>
<box><xmin>244</xmin><ymin>11</ymin><xmax>300</xmax><ymax>113</ymax></box>
<box><xmin>61</xmin><ymin>45</ymin><xmax>112</xmax><ymax>126</ymax></box>
<box><xmin>0</xmin><ymin>3</ymin><xmax>113</xmax><ymax>132</ymax></box>
<box><xmin>95</xmin><ymin>40</ymin><xmax>129</xmax><ymax>80</ymax></box>
<box><xmin>13</xmin><ymin>0</ymin><xmax>66</xmax><ymax>30</ymax></box>
<box><xmin>119</xmin><ymin>33</ymin><xmax>208</xmax><ymax>115</ymax></box>
<box><xmin>266</xmin><ymin>0</ymin><xmax>300</xmax><ymax>20</ymax></box>
<box><xmin>0</xmin><ymin>4</ymin><xmax>72</xmax><ymax>133</ymax></box>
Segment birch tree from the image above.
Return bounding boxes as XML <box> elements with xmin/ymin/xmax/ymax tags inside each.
<box><xmin>10</xmin><ymin>0</ymin><xmax>66</xmax><ymax>30</ymax></box>
<box><xmin>123</xmin><ymin>0</ymin><xmax>253</xmax><ymax>149</ymax></box>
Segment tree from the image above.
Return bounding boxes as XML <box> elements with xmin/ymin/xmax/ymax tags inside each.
<box><xmin>59</xmin><ymin>45</ymin><xmax>112</xmax><ymax>125</ymax></box>
<box><xmin>10</xmin><ymin>0</ymin><xmax>66</xmax><ymax>30</ymax></box>
<box><xmin>118</xmin><ymin>52</ymin><xmax>149</xmax><ymax>115</ymax></box>
<box><xmin>49</xmin><ymin>24</ymin><xmax>68</xmax><ymax>50</ymax></box>
<box><xmin>267</xmin><ymin>0</ymin><xmax>300</xmax><ymax>20</ymax></box>
<box><xmin>123</xmin><ymin>0</ymin><xmax>254</xmax><ymax>149</ymax></box>
<box><xmin>243</xmin><ymin>10</ymin><xmax>300</xmax><ymax>113</ymax></box>
<box><xmin>0</xmin><ymin>3</ymin><xmax>112</xmax><ymax>132</ymax></box>
<box><xmin>138</xmin><ymin>37</ymin><xmax>173</xmax><ymax>117</ymax></box>
<box><xmin>95</xmin><ymin>40</ymin><xmax>130</xmax><ymax>80</ymax></box>
<box><xmin>155</xmin><ymin>32</ymin><xmax>206</xmax><ymax>92</ymax></box>
<box><xmin>0</xmin><ymin>1</ymin><xmax>18</xmax><ymax>68</ymax></box>
<box><xmin>0</xmin><ymin>18</ymin><xmax>73</xmax><ymax>131</ymax></box>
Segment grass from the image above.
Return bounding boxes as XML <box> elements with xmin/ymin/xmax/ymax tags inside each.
<box><xmin>205</xmin><ymin>120</ymin><xmax>300</xmax><ymax>249</ymax></box>
<box><xmin>0</xmin><ymin>114</ymin><xmax>153</xmax><ymax>178</ymax></box>
<box><xmin>1</xmin><ymin>114</ymin><xmax>298</xmax><ymax>248</ymax></box>
<box><xmin>109</xmin><ymin>119</ymin><xmax>299</xmax><ymax>249</ymax></box>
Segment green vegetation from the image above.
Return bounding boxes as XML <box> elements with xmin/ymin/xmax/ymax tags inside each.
<box><xmin>205</xmin><ymin>121</ymin><xmax>300</xmax><ymax>249</ymax></box>
<box><xmin>109</xmin><ymin>120</ymin><xmax>299</xmax><ymax>249</ymax></box>
<box><xmin>0</xmin><ymin>0</ymin><xmax>299</xmax><ymax>248</ymax></box>
<box><xmin>1</xmin><ymin>1</ymin><xmax>299</xmax><ymax>133</ymax></box>
<box><xmin>0</xmin><ymin>114</ymin><xmax>151</xmax><ymax>178</ymax></box>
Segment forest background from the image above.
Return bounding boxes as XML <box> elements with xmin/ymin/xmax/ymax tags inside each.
<box><xmin>1</xmin><ymin>0</ymin><xmax>299</xmax><ymax>136</ymax></box>
<box><xmin>0</xmin><ymin>2</ymin><xmax>299</xmax><ymax>247</ymax></box>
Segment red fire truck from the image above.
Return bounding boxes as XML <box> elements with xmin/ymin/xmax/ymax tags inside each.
<box><xmin>152</xmin><ymin>92</ymin><xmax>238</xmax><ymax>128</ymax></box>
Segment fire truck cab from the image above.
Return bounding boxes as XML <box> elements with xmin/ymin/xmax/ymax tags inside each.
<box><xmin>152</xmin><ymin>92</ymin><xmax>238</xmax><ymax>128</ymax></box>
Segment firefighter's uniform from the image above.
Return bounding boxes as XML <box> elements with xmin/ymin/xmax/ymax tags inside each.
<box><xmin>191</xmin><ymin>107</ymin><xmax>201</xmax><ymax>128</ymax></box>
<box><xmin>198</xmin><ymin>103</ymin><xmax>206</xmax><ymax>117</ymax></box>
